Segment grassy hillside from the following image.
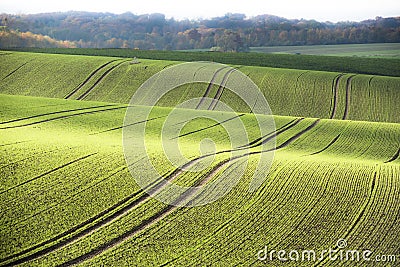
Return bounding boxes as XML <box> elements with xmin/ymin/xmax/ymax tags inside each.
<box><xmin>1</xmin><ymin>94</ymin><xmax>399</xmax><ymax>266</ymax></box>
<box><xmin>1</xmin><ymin>52</ymin><xmax>400</xmax><ymax>123</ymax></box>
<box><xmin>5</xmin><ymin>48</ymin><xmax>400</xmax><ymax>77</ymax></box>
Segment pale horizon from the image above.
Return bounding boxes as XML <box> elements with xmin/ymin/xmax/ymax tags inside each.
<box><xmin>1</xmin><ymin>0</ymin><xmax>399</xmax><ymax>22</ymax></box>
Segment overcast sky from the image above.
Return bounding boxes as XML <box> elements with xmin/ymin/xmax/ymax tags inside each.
<box><xmin>1</xmin><ymin>0</ymin><xmax>399</xmax><ymax>22</ymax></box>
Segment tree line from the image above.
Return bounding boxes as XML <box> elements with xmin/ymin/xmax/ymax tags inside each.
<box><xmin>0</xmin><ymin>12</ymin><xmax>399</xmax><ymax>51</ymax></box>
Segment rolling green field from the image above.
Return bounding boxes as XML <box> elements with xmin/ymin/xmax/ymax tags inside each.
<box><xmin>1</xmin><ymin>52</ymin><xmax>400</xmax><ymax>122</ymax></box>
<box><xmin>1</xmin><ymin>51</ymin><xmax>399</xmax><ymax>266</ymax></box>
<box><xmin>5</xmin><ymin>47</ymin><xmax>400</xmax><ymax>77</ymax></box>
<box><xmin>250</xmin><ymin>43</ymin><xmax>400</xmax><ymax>58</ymax></box>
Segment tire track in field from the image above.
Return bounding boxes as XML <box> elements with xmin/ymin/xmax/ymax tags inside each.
<box><xmin>0</xmin><ymin>155</ymin><xmax>228</xmax><ymax>266</ymax></box>
<box><xmin>60</xmin><ymin>120</ymin><xmax>321</xmax><ymax>266</ymax></box>
<box><xmin>0</xmin><ymin>140</ymin><xmax>32</xmax><ymax>147</ymax></box>
<box><xmin>0</xmin><ymin>158</ymin><xmax>146</xmax><ymax>266</ymax></box>
<box><xmin>241</xmin><ymin>118</ymin><xmax>303</xmax><ymax>149</ymax></box>
<box><xmin>271</xmin><ymin>119</ymin><xmax>320</xmax><ymax>150</ymax></box>
<box><xmin>2</xmin><ymin>118</ymin><xmax>317</xmax><ymax>266</ymax></box>
<box><xmin>0</xmin><ymin>104</ymin><xmax>116</xmax><ymax>125</ymax></box>
<box><xmin>208</xmin><ymin>68</ymin><xmax>237</xmax><ymax>110</ymax></box>
<box><xmin>0</xmin><ymin>153</ymin><xmax>96</xmax><ymax>195</ymax></box>
<box><xmin>9</xmin><ymin>165</ymin><xmax>127</xmax><ymax>228</ymax></box>
<box><xmin>368</xmin><ymin>76</ymin><xmax>375</xmax><ymax>86</ymax></box>
<box><xmin>0</xmin><ymin>106</ymin><xmax>126</xmax><ymax>130</ymax></box>
<box><xmin>329</xmin><ymin>74</ymin><xmax>344</xmax><ymax>119</ymax></box>
<box><xmin>76</xmin><ymin>60</ymin><xmax>129</xmax><ymax>100</ymax></box>
<box><xmin>195</xmin><ymin>66</ymin><xmax>230</xmax><ymax>109</ymax></box>
<box><xmin>385</xmin><ymin>146</ymin><xmax>400</xmax><ymax>163</ymax></box>
<box><xmin>58</xmin><ymin>160</ymin><xmax>243</xmax><ymax>267</ymax></box>
<box><xmin>64</xmin><ymin>60</ymin><xmax>119</xmax><ymax>99</ymax></box>
<box><xmin>172</xmin><ymin>114</ymin><xmax>245</xmax><ymax>139</ymax></box>
<box><xmin>1</xmin><ymin>60</ymin><xmax>33</xmax><ymax>81</ymax></box>
<box><xmin>308</xmin><ymin>134</ymin><xmax>341</xmax><ymax>155</ymax></box>
<box><xmin>2</xmin><ymin>118</ymin><xmax>303</xmax><ymax>265</ymax></box>
<box><xmin>342</xmin><ymin>75</ymin><xmax>356</xmax><ymax>120</ymax></box>
<box><xmin>90</xmin><ymin>115</ymin><xmax>167</xmax><ymax>135</ymax></box>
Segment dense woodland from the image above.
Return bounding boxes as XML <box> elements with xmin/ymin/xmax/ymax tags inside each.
<box><xmin>0</xmin><ymin>12</ymin><xmax>399</xmax><ymax>50</ymax></box>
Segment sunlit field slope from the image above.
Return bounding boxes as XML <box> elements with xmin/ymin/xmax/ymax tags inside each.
<box><xmin>0</xmin><ymin>94</ymin><xmax>399</xmax><ymax>266</ymax></box>
<box><xmin>1</xmin><ymin>51</ymin><xmax>399</xmax><ymax>122</ymax></box>
<box><xmin>1</xmin><ymin>50</ymin><xmax>399</xmax><ymax>266</ymax></box>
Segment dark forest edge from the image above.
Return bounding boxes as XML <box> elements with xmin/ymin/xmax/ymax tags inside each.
<box><xmin>3</xmin><ymin>48</ymin><xmax>400</xmax><ymax>77</ymax></box>
<box><xmin>0</xmin><ymin>12</ymin><xmax>399</xmax><ymax>52</ymax></box>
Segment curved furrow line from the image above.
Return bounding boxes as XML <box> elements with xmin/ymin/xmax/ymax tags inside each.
<box><xmin>352</xmin><ymin>166</ymin><xmax>396</xmax><ymax>258</ymax></box>
<box><xmin>253</xmin><ymin>118</ymin><xmax>305</xmax><ymax>148</ymax></box>
<box><xmin>248</xmin><ymin>164</ymin><xmax>369</xmax><ymax>266</ymax></box>
<box><xmin>1</xmin><ymin>118</ymin><xmax>317</xmax><ymax>266</ymax></box>
<box><xmin>173</xmin><ymin>114</ymin><xmax>245</xmax><ymax>139</ymax></box>
<box><xmin>238</xmin><ymin>118</ymin><xmax>300</xmax><ymax>148</ymax></box>
<box><xmin>0</xmin><ymin>147</ymin><xmax>62</xmax><ymax>170</ymax></box>
<box><xmin>0</xmin><ymin>104</ymin><xmax>115</xmax><ymax>125</ymax></box>
<box><xmin>271</xmin><ymin>119</ymin><xmax>320</xmax><ymax>150</ymax></box>
<box><xmin>368</xmin><ymin>76</ymin><xmax>375</xmax><ymax>86</ymax></box>
<box><xmin>162</xmin><ymin>63</ymin><xmax>176</xmax><ymax>69</ymax></box>
<box><xmin>8</xmin><ymin>165</ymin><xmax>127</xmax><ymax>229</ymax></box>
<box><xmin>308</xmin><ymin>134</ymin><xmax>341</xmax><ymax>155</ymax></box>
<box><xmin>313</xmin><ymin>170</ymin><xmax>378</xmax><ymax>267</ymax></box>
<box><xmin>179</xmin><ymin>160</ymin><xmax>311</xmax><ymax>266</ymax></box>
<box><xmin>296</xmin><ymin>71</ymin><xmax>310</xmax><ymax>82</ymax></box>
<box><xmin>0</xmin><ymin>154</ymin><xmax>227</xmax><ymax>266</ymax></box>
<box><xmin>208</xmin><ymin>68</ymin><xmax>237</xmax><ymax>110</ymax></box>
<box><xmin>1</xmin><ymin>60</ymin><xmax>33</xmax><ymax>81</ymax></box>
<box><xmin>64</xmin><ymin>59</ymin><xmax>119</xmax><ymax>99</ymax></box>
<box><xmin>329</xmin><ymin>74</ymin><xmax>344</xmax><ymax>119</ymax></box>
<box><xmin>172</xmin><ymin>65</ymin><xmax>211</xmax><ymax>105</ymax></box>
<box><xmin>58</xmin><ymin>160</ymin><xmax>244</xmax><ymax>267</ymax></box>
<box><xmin>77</xmin><ymin>60</ymin><xmax>130</xmax><ymax>100</ymax></box>
<box><xmin>0</xmin><ymin>140</ymin><xmax>32</xmax><ymax>147</ymax></box>
<box><xmin>211</xmin><ymin>161</ymin><xmax>326</xmax><ymax>266</ymax></box>
<box><xmin>184</xmin><ymin>118</ymin><xmax>315</xmax><ymax>165</ymax></box>
<box><xmin>385</xmin><ymin>145</ymin><xmax>400</xmax><ymax>163</ymax></box>
<box><xmin>195</xmin><ymin>66</ymin><xmax>230</xmax><ymax>109</ymax></box>
<box><xmin>0</xmin><ymin>158</ymin><xmax>152</xmax><ymax>266</ymax></box>
<box><xmin>1</xmin><ymin>151</ymin><xmax>119</xmax><ymax>212</ymax></box>
<box><xmin>90</xmin><ymin>115</ymin><xmax>168</xmax><ymax>135</ymax></box>
<box><xmin>162</xmin><ymin>121</ymin><xmax>322</xmax><ymax>265</ymax></box>
<box><xmin>0</xmin><ymin>153</ymin><xmax>97</xmax><ymax>196</ymax></box>
<box><xmin>255</xmin><ymin>165</ymin><xmax>358</xmax><ymax>254</ymax></box>
<box><xmin>342</xmin><ymin>75</ymin><xmax>356</xmax><ymax>120</ymax></box>
<box><xmin>0</xmin><ymin>106</ymin><xmax>126</xmax><ymax>130</ymax></box>
<box><xmin>366</xmin><ymin>166</ymin><xmax>400</xmax><ymax>258</ymax></box>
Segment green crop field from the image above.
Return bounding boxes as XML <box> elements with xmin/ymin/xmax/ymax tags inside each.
<box><xmin>250</xmin><ymin>43</ymin><xmax>400</xmax><ymax>58</ymax></box>
<box><xmin>1</xmin><ymin>50</ymin><xmax>399</xmax><ymax>266</ymax></box>
<box><xmin>5</xmin><ymin>47</ymin><xmax>400</xmax><ymax>77</ymax></box>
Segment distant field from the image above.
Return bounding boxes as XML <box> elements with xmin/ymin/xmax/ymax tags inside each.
<box><xmin>250</xmin><ymin>43</ymin><xmax>400</xmax><ymax>58</ymax></box>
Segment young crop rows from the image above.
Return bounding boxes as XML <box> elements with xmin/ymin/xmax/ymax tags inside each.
<box><xmin>0</xmin><ymin>51</ymin><xmax>399</xmax><ymax>266</ymax></box>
